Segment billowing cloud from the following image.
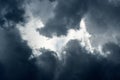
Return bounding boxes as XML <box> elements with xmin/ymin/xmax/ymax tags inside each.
<box><xmin>102</xmin><ymin>42</ymin><xmax>120</xmax><ymax>64</ymax></box>
<box><xmin>0</xmin><ymin>28</ymin><xmax>36</xmax><ymax>80</ymax></box>
<box><xmin>38</xmin><ymin>0</ymin><xmax>88</xmax><ymax>37</ymax></box>
<box><xmin>19</xmin><ymin>17</ymin><xmax>93</xmax><ymax>56</ymax></box>
<box><xmin>38</xmin><ymin>0</ymin><xmax>120</xmax><ymax>37</ymax></box>
<box><xmin>54</xmin><ymin>39</ymin><xmax>103</xmax><ymax>80</ymax></box>
<box><xmin>0</xmin><ymin>0</ymin><xmax>26</xmax><ymax>30</ymax></box>
<box><xmin>31</xmin><ymin>40</ymin><xmax>120</xmax><ymax>80</ymax></box>
<box><xmin>32</xmin><ymin>48</ymin><xmax>58</xmax><ymax>80</ymax></box>
<box><xmin>85</xmin><ymin>0</ymin><xmax>120</xmax><ymax>48</ymax></box>
<box><xmin>1</xmin><ymin>0</ymin><xmax>120</xmax><ymax>80</ymax></box>
<box><xmin>56</xmin><ymin>40</ymin><xmax>120</xmax><ymax>80</ymax></box>
<box><xmin>25</xmin><ymin>0</ymin><xmax>55</xmax><ymax>23</ymax></box>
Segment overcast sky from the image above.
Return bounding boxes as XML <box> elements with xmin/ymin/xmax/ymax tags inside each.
<box><xmin>0</xmin><ymin>0</ymin><xmax>120</xmax><ymax>80</ymax></box>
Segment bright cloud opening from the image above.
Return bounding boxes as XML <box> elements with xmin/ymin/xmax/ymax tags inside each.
<box><xmin>18</xmin><ymin>9</ymin><xmax>94</xmax><ymax>57</ymax></box>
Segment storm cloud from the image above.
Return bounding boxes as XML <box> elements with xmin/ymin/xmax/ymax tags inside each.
<box><xmin>37</xmin><ymin>0</ymin><xmax>120</xmax><ymax>42</ymax></box>
<box><xmin>54</xmin><ymin>40</ymin><xmax>120</xmax><ymax>80</ymax></box>
<box><xmin>0</xmin><ymin>28</ymin><xmax>36</xmax><ymax>80</ymax></box>
<box><xmin>1</xmin><ymin>0</ymin><xmax>120</xmax><ymax>80</ymax></box>
<box><xmin>32</xmin><ymin>48</ymin><xmax>58</xmax><ymax>80</ymax></box>
<box><xmin>84</xmin><ymin>0</ymin><xmax>120</xmax><ymax>48</ymax></box>
<box><xmin>0</xmin><ymin>0</ymin><xmax>26</xmax><ymax>30</ymax></box>
<box><xmin>28</xmin><ymin>40</ymin><xmax>120</xmax><ymax>80</ymax></box>
<box><xmin>1</xmin><ymin>29</ymin><xmax>120</xmax><ymax>80</ymax></box>
<box><xmin>39</xmin><ymin>0</ymin><xmax>88</xmax><ymax>37</ymax></box>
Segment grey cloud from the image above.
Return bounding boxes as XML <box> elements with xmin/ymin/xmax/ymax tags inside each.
<box><xmin>55</xmin><ymin>39</ymin><xmax>104</xmax><ymax>80</ymax></box>
<box><xmin>84</xmin><ymin>0</ymin><xmax>120</xmax><ymax>47</ymax></box>
<box><xmin>102</xmin><ymin>42</ymin><xmax>120</xmax><ymax>64</ymax></box>
<box><xmin>31</xmin><ymin>48</ymin><xmax>59</xmax><ymax>80</ymax></box>
<box><xmin>30</xmin><ymin>39</ymin><xmax>120</xmax><ymax>80</ymax></box>
<box><xmin>37</xmin><ymin>0</ymin><xmax>120</xmax><ymax>39</ymax></box>
<box><xmin>39</xmin><ymin>0</ymin><xmax>88</xmax><ymax>37</ymax></box>
<box><xmin>0</xmin><ymin>0</ymin><xmax>26</xmax><ymax>30</ymax></box>
<box><xmin>0</xmin><ymin>28</ymin><xmax>36</xmax><ymax>80</ymax></box>
<box><xmin>85</xmin><ymin>0</ymin><xmax>120</xmax><ymax>34</ymax></box>
<box><xmin>54</xmin><ymin>40</ymin><xmax>120</xmax><ymax>80</ymax></box>
<box><xmin>49</xmin><ymin>0</ymin><xmax>55</xmax><ymax>2</ymax></box>
<box><xmin>27</xmin><ymin>0</ymin><xmax>55</xmax><ymax>23</ymax></box>
<box><xmin>1</xmin><ymin>0</ymin><xmax>120</xmax><ymax>80</ymax></box>
<box><xmin>1</xmin><ymin>36</ymin><xmax>120</xmax><ymax>80</ymax></box>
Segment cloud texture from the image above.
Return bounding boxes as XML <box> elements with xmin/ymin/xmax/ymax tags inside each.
<box><xmin>0</xmin><ymin>0</ymin><xmax>120</xmax><ymax>80</ymax></box>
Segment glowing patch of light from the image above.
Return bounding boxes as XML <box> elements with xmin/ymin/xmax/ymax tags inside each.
<box><xmin>79</xmin><ymin>18</ymin><xmax>94</xmax><ymax>53</ymax></box>
<box><xmin>18</xmin><ymin>6</ymin><xmax>94</xmax><ymax>57</ymax></box>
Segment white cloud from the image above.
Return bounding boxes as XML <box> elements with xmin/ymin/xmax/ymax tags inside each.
<box><xmin>18</xmin><ymin>16</ymin><xmax>94</xmax><ymax>56</ymax></box>
<box><xmin>18</xmin><ymin>5</ymin><xmax>94</xmax><ymax>57</ymax></box>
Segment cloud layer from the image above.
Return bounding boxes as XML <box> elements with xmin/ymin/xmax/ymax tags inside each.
<box><xmin>39</xmin><ymin>0</ymin><xmax>88</xmax><ymax>37</ymax></box>
<box><xmin>1</xmin><ymin>0</ymin><xmax>120</xmax><ymax>80</ymax></box>
<box><xmin>0</xmin><ymin>0</ymin><xmax>26</xmax><ymax>30</ymax></box>
<box><xmin>30</xmin><ymin>40</ymin><xmax>120</xmax><ymax>80</ymax></box>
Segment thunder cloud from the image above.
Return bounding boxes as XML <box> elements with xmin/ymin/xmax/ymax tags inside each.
<box><xmin>0</xmin><ymin>0</ymin><xmax>120</xmax><ymax>80</ymax></box>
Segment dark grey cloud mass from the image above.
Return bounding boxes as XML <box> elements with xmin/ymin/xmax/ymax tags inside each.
<box><xmin>58</xmin><ymin>40</ymin><xmax>120</xmax><ymax>80</ymax></box>
<box><xmin>0</xmin><ymin>0</ymin><xmax>25</xmax><ymax>30</ymax></box>
<box><xmin>31</xmin><ymin>40</ymin><xmax>120</xmax><ymax>80</ymax></box>
<box><xmin>38</xmin><ymin>0</ymin><xmax>120</xmax><ymax>39</ymax></box>
<box><xmin>39</xmin><ymin>0</ymin><xmax>88</xmax><ymax>37</ymax></box>
<box><xmin>84</xmin><ymin>0</ymin><xmax>120</xmax><ymax>47</ymax></box>
<box><xmin>1</xmin><ymin>0</ymin><xmax>120</xmax><ymax>80</ymax></box>
<box><xmin>1</xmin><ymin>28</ymin><xmax>120</xmax><ymax>80</ymax></box>
<box><xmin>28</xmin><ymin>0</ymin><xmax>55</xmax><ymax>23</ymax></box>
<box><xmin>103</xmin><ymin>42</ymin><xmax>120</xmax><ymax>64</ymax></box>
<box><xmin>0</xmin><ymin>28</ymin><xmax>36</xmax><ymax>80</ymax></box>
<box><xmin>85</xmin><ymin>0</ymin><xmax>120</xmax><ymax>34</ymax></box>
<box><xmin>32</xmin><ymin>48</ymin><xmax>59</xmax><ymax>80</ymax></box>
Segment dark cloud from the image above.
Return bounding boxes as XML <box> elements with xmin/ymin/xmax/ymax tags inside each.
<box><xmin>31</xmin><ymin>48</ymin><xmax>59</xmax><ymax>80</ymax></box>
<box><xmin>82</xmin><ymin>0</ymin><xmax>120</xmax><ymax>47</ymax></box>
<box><xmin>54</xmin><ymin>40</ymin><xmax>120</xmax><ymax>80</ymax></box>
<box><xmin>28</xmin><ymin>39</ymin><xmax>120</xmax><ymax>80</ymax></box>
<box><xmin>55</xmin><ymin>40</ymin><xmax>104</xmax><ymax>80</ymax></box>
<box><xmin>102</xmin><ymin>42</ymin><xmax>120</xmax><ymax>64</ymax></box>
<box><xmin>49</xmin><ymin>0</ymin><xmax>56</xmax><ymax>2</ymax></box>
<box><xmin>39</xmin><ymin>0</ymin><xmax>88</xmax><ymax>37</ymax></box>
<box><xmin>1</xmin><ymin>33</ymin><xmax>120</xmax><ymax>80</ymax></box>
<box><xmin>1</xmin><ymin>0</ymin><xmax>120</xmax><ymax>80</ymax></box>
<box><xmin>85</xmin><ymin>0</ymin><xmax>120</xmax><ymax>35</ymax></box>
<box><xmin>38</xmin><ymin>0</ymin><xmax>120</xmax><ymax>39</ymax></box>
<box><xmin>0</xmin><ymin>28</ymin><xmax>37</xmax><ymax>80</ymax></box>
<box><xmin>0</xmin><ymin>62</ymin><xmax>5</xmax><ymax>80</ymax></box>
<box><xmin>24</xmin><ymin>40</ymin><xmax>120</xmax><ymax>80</ymax></box>
<box><xmin>28</xmin><ymin>0</ymin><xmax>55</xmax><ymax>23</ymax></box>
<box><xmin>101</xmin><ymin>42</ymin><xmax>120</xmax><ymax>80</ymax></box>
<box><xmin>0</xmin><ymin>0</ymin><xmax>25</xmax><ymax>30</ymax></box>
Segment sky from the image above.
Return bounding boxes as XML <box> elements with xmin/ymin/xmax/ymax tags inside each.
<box><xmin>0</xmin><ymin>0</ymin><xmax>120</xmax><ymax>80</ymax></box>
